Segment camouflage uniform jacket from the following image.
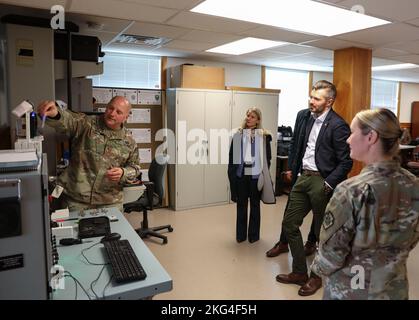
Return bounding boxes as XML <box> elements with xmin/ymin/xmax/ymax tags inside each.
<box><xmin>47</xmin><ymin>108</ymin><xmax>141</xmax><ymax>206</ymax></box>
<box><xmin>311</xmin><ymin>160</ymin><xmax>419</xmax><ymax>300</ymax></box>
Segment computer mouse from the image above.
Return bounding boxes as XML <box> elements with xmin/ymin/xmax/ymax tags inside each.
<box><xmin>100</xmin><ymin>232</ymin><xmax>121</xmax><ymax>243</ymax></box>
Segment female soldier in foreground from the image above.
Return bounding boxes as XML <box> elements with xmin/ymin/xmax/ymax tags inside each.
<box><xmin>311</xmin><ymin>108</ymin><xmax>419</xmax><ymax>300</ymax></box>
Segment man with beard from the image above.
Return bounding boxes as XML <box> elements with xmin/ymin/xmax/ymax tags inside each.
<box><xmin>273</xmin><ymin>80</ymin><xmax>353</xmax><ymax>296</ymax></box>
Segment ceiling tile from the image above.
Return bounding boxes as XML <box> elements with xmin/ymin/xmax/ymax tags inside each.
<box><xmin>337</xmin><ymin>0</ymin><xmax>419</xmax><ymax>22</ymax></box>
<box><xmin>179</xmin><ymin>30</ymin><xmax>241</xmax><ymax>45</ymax></box>
<box><xmin>68</xmin><ymin>0</ymin><xmax>177</xmax><ymax>23</ymax></box>
<box><xmin>383</xmin><ymin>40</ymin><xmax>419</xmax><ymax>55</ymax></box>
<box><xmin>163</xmin><ymin>39</ymin><xmax>214</xmax><ymax>51</ymax></box>
<box><xmin>79</xmin><ymin>30</ymin><xmax>119</xmax><ymax>46</ymax></box>
<box><xmin>406</xmin><ymin>17</ymin><xmax>419</xmax><ymax>27</ymax></box>
<box><xmin>303</xmin><ymin>38</ymin><xmax>370</xmax><ymax>51</ymax></box>
<box><xmin>313</xmin><ymin>0</ymin><xmax>342</xmax><ymax>3</ymax></box>
<box><xmin>337</xmin><ymin>23</ymin><xmax>419</xmax><ymax>46</ymax></box>
<box><xmin>372</xmin><ymin>57</ymin><xmax>407</xmax><ymax>67</ymax></box>
<box><xmin>105</xmin><ymin>42</ymin><xmax>198</xmax><ymax>57</ymax></box>
<box><xmin>66</xmin><ymin>13</ymin><xmax>132</xmax><ymax>33</ymax></box>
<box><xmin>239</xmin><ymin>26</ymin><xmax>320</xmax><ymax>44</ymax></box>
<box><xmin>242</xmin><ymin>51</ymin><xmax>293</xmax><ymax>60</ymax></box>
<box><xmin>373</xmin><ymin>47</ymin><xmax>411</xmax><ymax>59</ymax></box>
<box><xmin>166</xmin><ymin>11</ymin><xmax>259</xmax><ymax>33</ymax></box>
<box><xmin>267</xmin><ymin>44</ymin><xmax>316</xmax><ymax>55</ymax></box>
<box><xmin>125</xmin><ymin>22</ymin><xmax>190</xmax><ymax>39</ymax></box>
<box><xmin>0</xmin><ymin>0</ymin><xmax>66</xmax><ymax>10</ymax></box>
<box><xmin>118</xmin><ymin>0</ymin><xmax>203</xmax><ymax>10</ymax></box>
<box><xmin>393</xmin><ymin>54</ymin><xmax>419</xmax><ymax>64</ymax></box>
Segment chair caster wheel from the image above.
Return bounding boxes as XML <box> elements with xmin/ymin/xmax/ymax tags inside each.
<box><xmin>168</xmin><ymin>227</ymin><xmax>174</xmax><ymax>232</ymax></box>
<box><xmin>163</xmin><ymin>239</ymin><xmax>168</xmax><ymax>244</ymax></box>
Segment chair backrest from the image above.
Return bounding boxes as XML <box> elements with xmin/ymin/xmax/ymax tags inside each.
<box><xmin>148</xmin><ymin>154</ymin><xmax>169</xmax><ymax>201</ymax></box>
<box><xmin>413</xmin><ymin>146</ymin><xmax>419</xmax><ymax>161</ymax></box>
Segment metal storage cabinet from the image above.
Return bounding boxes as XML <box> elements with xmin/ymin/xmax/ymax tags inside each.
<box><xmin>167</xmin><ymin>89</ymin><xmax>231</xmax><ymax>210</ymax></box>
<box><xmin>167</xmin><ymin>88</ymin><xmax>279</xmax><ymax>210</ymax></box>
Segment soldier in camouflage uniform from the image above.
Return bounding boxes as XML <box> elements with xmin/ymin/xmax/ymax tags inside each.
<box><xmin>310</xmin><ymin>108</ymin><xmax>419</xmax><ymax>300</ymax></box>
<box><xmin>37</xmin><ymin>96</ymin><xmax>141</xmax><ymax>212</ymax></box>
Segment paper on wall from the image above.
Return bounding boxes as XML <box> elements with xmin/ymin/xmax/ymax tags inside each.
<box><xmin>93</xmin><ymin>88</ymin><xmax>113</xmax><ymax>104</ymax></box>
<box><xmin>129</xmin><ymin>128</ymin><xmax>151</xmax><ymax>143</ymax></box>
<box><xmin>113</xmin><ymin>89</ymin><xmax>138</xmax><ymax>105</ymax></box>
<box><xmin>140</xmin><ymin>169</ymin><xmax>149</xmax><ymax>181</ymax></box>
<box><xmin>127</xmin><ymin>108</ymin><xmax>151</xmax><ymax>123</ymax></box>
<box><xmin>139</xmin><ymin>148</ymin><xmax>152</xmax><ymax>164</ymax></box>
<box><xmin>138</xmin><ymin>90</ymin><xmax>161</xmax><ymax>105</ymax></box>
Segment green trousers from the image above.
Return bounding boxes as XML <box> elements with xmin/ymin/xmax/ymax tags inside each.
<box><xmin>282</xmin><ymin>174</ymin><xmax>331</xmax><ymax>274</ymax></box>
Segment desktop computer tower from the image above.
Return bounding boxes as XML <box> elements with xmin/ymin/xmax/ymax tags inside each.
<box><xmin>0</xmin><ymin>153</ymin><xmax>53</xmax><ymax>299</ymax></box>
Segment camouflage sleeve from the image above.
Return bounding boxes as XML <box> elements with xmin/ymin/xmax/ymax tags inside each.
<box><xmin>45</xmin><ymin>108</ymin><xmax>86</xmax><ymax>138</ymax></box>
<box><xmin>409</xmin><ymin>216</ymin><xmax>419</xmax><ymax>251</ymax></box>
<box><xmin>120</xmin><ymin>142</ymin><xmax>141</xmax><ymax>184</ymax></box>
<box><xmin>311</xmin><ymin>184</ymin><xmax>356</xmax><ymax>277</ymax></box>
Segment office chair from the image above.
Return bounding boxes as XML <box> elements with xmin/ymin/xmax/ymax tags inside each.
<box><xmin>123</xmin><ymin>154</ymin><xmax>173</xmax><ymax>244</ymax></box>
<box><xmin>406</xmin><ymin>145</ymin><xmax>419</xmax><ymax>176</ymax></box>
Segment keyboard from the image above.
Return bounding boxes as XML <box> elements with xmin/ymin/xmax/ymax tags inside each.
<box><xmin>103</xmin><ymin>239</ymin><xmax>147</xmax><ymax>283</ymax></box>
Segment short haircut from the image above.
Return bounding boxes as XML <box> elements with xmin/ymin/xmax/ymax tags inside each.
<box><xmin>312</xmin><ymin>80</ymin><xmax>337</xmax><ymax>100</ymax></box>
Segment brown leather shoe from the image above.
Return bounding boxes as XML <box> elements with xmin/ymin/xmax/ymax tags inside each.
<box><xmin>304</xmin><ymin>241</ymin><xmax>317</xmax><ymax>256</ymax></box>
<box><xmin>266</xmin><ymin>242</ymin><xmax>289</xmax><ymax>257</ymax></box>
<box><xmin>298</xmin><ymin>276</ymin><xmax>322</xmax><ymax>296</ymax></box>
<box><xmin>276</xmin><ymin>272</ymin><xmax>308</xmax><ymax>286</ymax></box>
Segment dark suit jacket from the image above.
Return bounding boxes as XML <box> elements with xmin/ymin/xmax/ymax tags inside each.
<box><xmin>288</xmin><ymin>108</ymin><xmax>352</xmax><ymax>189</ymax></box>
<box><xmin>228</xmin><ymin>131</ymin><xmax>272</xmax><ymax>202</ymax></box>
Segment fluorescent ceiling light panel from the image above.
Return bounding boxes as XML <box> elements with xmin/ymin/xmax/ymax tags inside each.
<box><xmin>372</xmin><ymin>63</ymin><xmax>419</xmax><ymax>71</ymax></box>
<box><xmin>191</xmin><ymin>0</ymin><xmax>391</xmax><ymax>37</ymax></box>
<box><xmin>206</xmin><ymin>37</ymin><xmax>288</xmax><ymax>55</ymax></box>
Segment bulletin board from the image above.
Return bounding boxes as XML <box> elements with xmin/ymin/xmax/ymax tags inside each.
<box><xmin>92</xmin><ymin>87</ymin><xmax>164</xmax><ymax>186</ymax></box>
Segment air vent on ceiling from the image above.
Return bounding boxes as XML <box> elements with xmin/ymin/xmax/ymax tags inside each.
<box><xmin>115</xmin><ymin>34</ymin><xmax>171</xmax><ymax>47</ymax></box>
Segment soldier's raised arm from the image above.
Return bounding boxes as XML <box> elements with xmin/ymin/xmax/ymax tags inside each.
<box><xmin>37</xmin><ymin>100</ymin><xmax>85</xmax><ymax>138</ymax></box>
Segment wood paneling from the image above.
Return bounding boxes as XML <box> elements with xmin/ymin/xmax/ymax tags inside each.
<box><xmin>333</xmin><ymin>47</ymin><xmax>372</xmax><ymax>177</ymax></box>
<box><xmin>400</xmin><ymin>122</ymin><xmax>411</xmax><ymax>131</ymax></box>
<box><xmin>412</xmin><ymin>102</ymin><xmax>419</xmax><ymax>139</ymax></box>
<box><xmin>225</xmin><ymin>86</ymin><xmax>280</xmax><ymax>94</ymax></box>
<box><xmin>161</xmin><ymin>56</ymin><xmax>167</xmax><ymax>90</ymax></box>
<box><xmin>261</xmin><ymin>65</ymin><xmax>266</xmax><ymax>89</ymax></box>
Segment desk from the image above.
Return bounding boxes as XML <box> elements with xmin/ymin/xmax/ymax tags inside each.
<box><xmin>51</xmin><ymin>207</ymin><xmax>172</xmax><ymax>300</ymax></box>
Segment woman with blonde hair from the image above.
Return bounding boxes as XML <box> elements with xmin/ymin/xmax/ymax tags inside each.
<box><xmin>228</xmin><ymin>107</ymin><xmax>274</xmax><ymax>243</ymax></box>
<box><xmin>311</xmin><ymin>108</ymin><xmax>419</xmax><ymax>299</ymax></box>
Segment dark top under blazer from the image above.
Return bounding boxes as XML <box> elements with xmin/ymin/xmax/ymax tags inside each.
<box><xmin>228</xmin><ymin>131</ymin><xmax>272</xmax><ymax>202</ymax></box>
<box><xmin>288</xmin><ymin>108</ymin><xmax>353</xmax><ymax>189</ymax></box>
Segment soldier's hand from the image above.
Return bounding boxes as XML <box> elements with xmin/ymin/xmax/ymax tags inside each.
<box><xmin>106</xmin><ymin>167</ymin><xmax>123</xmax><ymax>182</ymax></box>
<box><xmin>37</xmin><ymin>100</ymin><xmax>58</xmax><ymax>118</ymax></box>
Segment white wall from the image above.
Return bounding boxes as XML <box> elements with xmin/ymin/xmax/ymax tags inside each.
<box><xmin>399</xmin><ymin>82</ymin><xmax>419</xmax><ymax>123</ymax></box>
<box><xmin>167</xmin><ymin>58</ymin><xmax>261</xmax><ymax>88</ymax></box>
<box><xmin>165</xmin><ymin>60</ymin><xmax>417</xmax><ymax>123</ymax></box>
<box><xmin>312</xmin><ymin>71</ymin><xmax>333</xmax><ymax>85</ymax></box>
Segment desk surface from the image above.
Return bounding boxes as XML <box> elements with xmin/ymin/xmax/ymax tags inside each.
<box><xmin>52</xmin><ymin>207</ymin><xmax>172</xmax><ymax>300</ymax></box>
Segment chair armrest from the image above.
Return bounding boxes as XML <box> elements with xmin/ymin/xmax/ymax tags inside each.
<box><xmin>144</xmin><ymin>181</ymin><xmax>155</xmax><ymax>210</ymax></box>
